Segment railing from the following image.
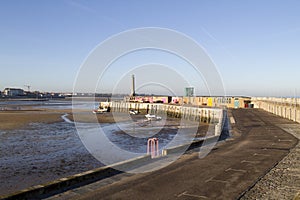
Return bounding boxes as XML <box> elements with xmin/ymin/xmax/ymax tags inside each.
<box><xmin>252</xmin><ymin>97</ymin><xmax>300</xmax><ymax>123</ymax></box>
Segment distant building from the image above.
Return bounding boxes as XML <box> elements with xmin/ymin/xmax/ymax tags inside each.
<box><xmin>182</xmin><ymin>96</ymin><xmax>252</xmax><ymax>108</ymax></box>
<box><xmin>185</xmin><ymin>87</ymin><xmax>194</xmax><ymax>97</ymax></box>
<box><xmin>171</xmin><ymin>97</ymin><xmax>181</xmax><ymax>104</ymax></box>
<box><xmin>3</xmin><ymin>88</ymin><xmax>24</xmax><ymax>97</ymax></box>
<box><xmin>127</xmin><ymin>95</ymin><xmax>172</xmax><ymax>104</ymax></box>
<box><xmin>120</xmin><ymin>95</ymin><xmax>252</xmax><ymax>108</ymax></box>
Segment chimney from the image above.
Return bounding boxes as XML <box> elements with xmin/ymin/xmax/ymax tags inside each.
<box><xmin>131</xmin><ymin>74</ymin><xmax>136</xmax><ymax>96</ymax></box>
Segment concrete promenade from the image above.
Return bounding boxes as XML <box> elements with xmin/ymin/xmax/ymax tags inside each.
<box><xmin>242</xmin><ymin>123</ymin><xmax>300</xmax><ymax>199</ymax></box>
<box><xmin>46</xmin><ymin>109</ymin><xmax>299</xmax><ymax>200</ymax></box>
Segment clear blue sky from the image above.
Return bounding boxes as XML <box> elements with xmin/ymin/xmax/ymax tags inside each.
<box><xmin>1</xmin><ymin>0</ymin><xmax>299</xmax><ymax>97</ymax></box>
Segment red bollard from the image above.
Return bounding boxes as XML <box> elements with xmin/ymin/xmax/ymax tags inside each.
<box><xmin>147</xmin><ymin>138</ymin><xmax>159</xmax><ymax>158</ymax></box>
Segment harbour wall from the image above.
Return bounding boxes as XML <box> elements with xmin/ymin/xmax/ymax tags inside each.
<box><xmin>252</xmin><ymin>97</ymin><xmax>300</xmax><ymax>123</ymax></box>
<box><xmin>104</xmin><ymin>101</ymin><xmax>225</xmax><ymax>124</ymax></box>
<box><xmin>105</xmin><ymin>101</ymin><xmax>229</xmax><ymax>137</ymax></box>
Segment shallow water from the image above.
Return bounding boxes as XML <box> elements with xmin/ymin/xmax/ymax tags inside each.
<box><xmin>0</xmin><ymin>120</ymin><xmax>104</xmax><ymax>196</ymax></box>
<box><xmin>0</xmin><ymin>99</ymin><xmax>99</xmax><ymax>110</ymax></box>
<box><xmin>71</xmin><ymin>113</ymin><xmax>206</xmax><ymax>166</ymax></box>
<box><xmin>37</xmin><ymin>100</ymin><xmax>98</xmax><ymax>110</ymax></box>
<box><xmin>0</xmin><ymin>121</ymin><xmax>95</xmax><ymax>168</ymax></box>
<box><xmin>0</xmin><ymin>115</ymin><xmax>201</xmax><ymax>170</ymax></box>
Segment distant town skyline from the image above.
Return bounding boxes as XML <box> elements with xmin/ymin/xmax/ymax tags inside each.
<box><xmin>1</xmin><ymin>1</ymin><xmax>300</xmax><ymax>97</ymax></box>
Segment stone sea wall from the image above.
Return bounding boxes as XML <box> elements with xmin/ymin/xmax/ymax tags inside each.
<box><xmin>107</xmin><ymin>101</ymin><xmax>224</xmax><ymax>124</ymax></box>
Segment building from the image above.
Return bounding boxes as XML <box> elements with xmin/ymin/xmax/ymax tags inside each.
<box><xmin>185</xmin><ymin>87</ymin><xmax>194</xmax><ymax>97</ymax></box>
<box><xmin>180</xmin><ymin>96</ymin><xmax>252</xmax><ymax>108</ymax></box>
<box><xmin>171</xmin><ymin>97</ymin><xmax>181</xmax><ymax>104</ymax></box>
<box><xmin>3</xmin><ymin>88</ymin><xmax>24</xmax><ymax>97</ymax></box>
<box><xmin>128</xmin><ymin>95</ymin><xmax>172</xmax><ymax>104</ymax></box>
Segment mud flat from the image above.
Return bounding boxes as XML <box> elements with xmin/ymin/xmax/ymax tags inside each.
<box><xmin>0</xmin><ymin>109</ymin><xmax>68</xmax><ymax>130</ymax></box>
<box><xmin>0</xmin><ymin>108</ymin><xmax>102</xmax><ymax>197</ymax></box>
<box><xmin>67</xmin><ymin>111</ymin><xmax>143</xmax><ymax>124</ymax></box>
<box><xmin>0</xmin><ymin>107</ymin><xmax>211</xmax><ymax>197</ymax></box>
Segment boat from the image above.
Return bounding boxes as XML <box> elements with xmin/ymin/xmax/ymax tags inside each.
<box><xmin>129</xmin><ymin>109</ymin><xmax>139</xmax><ymax>115</ymax></box>
<box><xmin>145</xmin><ymin>114</ymin><xmax>162</xmax><ymax>121</ymax></box>
<box><xmin>93</xmin><ymin>101</ymin><xmax>110</xmax><ymax>114</ymax></box>
<box><xmin>92</xmin><ymin>108</ymin><xmax>108</xmax><ymax>114</ymax></box>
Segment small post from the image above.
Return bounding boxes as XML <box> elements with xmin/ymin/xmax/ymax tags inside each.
<box><xmin>147</xmin><ymin>138</ymin><xmax>159</xmax><ymax>158</ymax></box>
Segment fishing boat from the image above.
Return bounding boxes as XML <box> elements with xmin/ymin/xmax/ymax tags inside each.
<box><xmin>145</xmin><ymin>114</ymin><xmax>162</xmax><ymax>121</ymax></box>
<box><xmin>92</xmin><ymin>108</ymin><xmax>108</xmax><ymax>114</ymax></box>
<box><xmin>93</xmin><ymin>101</ymin><xmax>110</xmax><ymax>114</ymax></box>
<box><xmin>129</xmin><ymin>109</ymin><xmax>139</xmax><ymax>115</ymax></box>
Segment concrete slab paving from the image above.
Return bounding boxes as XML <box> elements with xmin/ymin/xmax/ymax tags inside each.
<box><xmin>241</xmin><ymin>123</ymin><xmax>300</xmax><ymax>200</ymax></box>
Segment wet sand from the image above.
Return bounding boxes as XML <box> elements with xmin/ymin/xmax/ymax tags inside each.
<box><xmin>0</xmin><ymin>108</ymin><xmax>137</xmax><ymax>130</ymax></box>
<box><xmin>68</xmin><ymin>111</ymin><xmax>142</xmax><ymax>124</ymax></box>
<box><xmin>0</xmin><ymin>107</ymin><xmax>102</xmax><ymax>196</ymax></box>
<box><xmin>0</xmin><ymin>110</ymin><xmax>65</xmax><ymax>130</ymax></box>
<box><xmin>0</xmin><ymin>107</ymin><xmax>210</xmax><ymax>197</ymax></box>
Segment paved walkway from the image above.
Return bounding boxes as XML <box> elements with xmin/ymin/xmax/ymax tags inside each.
<box><xmin>46</xmin><ymin>109</ymin><xmax>299</xmax><ymax>200</ymax></box>
<box><xmin>242</xmin><ymin>123</ymin><xmax>300</xmax><ymax>200</ymax></box>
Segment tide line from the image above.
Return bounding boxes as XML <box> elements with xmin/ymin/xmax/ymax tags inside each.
<box><xmin>61</xmin><ymin>114</ymin><xmax>74</xmax><ymax>124</ymax></box>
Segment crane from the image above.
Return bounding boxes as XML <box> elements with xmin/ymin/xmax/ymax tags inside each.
<box><xmin>24</xmin><ymin>85</ymin><xmax>31</xmax><ymax>92</ymax></box>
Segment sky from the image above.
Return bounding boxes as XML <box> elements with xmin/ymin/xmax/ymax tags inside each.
<box><xmin>0</xmin><ymin>0</ymin><xmax>300</xmax><ymax>97</ymax></box>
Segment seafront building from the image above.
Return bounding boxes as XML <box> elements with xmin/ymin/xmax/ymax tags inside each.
<box><xmin>124</xmin><ymin>74</ymin><xmax>252</xmax><ymax>109</ymax></box>
<box><xmin>126</xmin><ymin>95</ymin><xmax>252</xmax><ymax>109</ymax></box>
<box><xmin>1</xmin><ymin>87</ymin><xmax>66</xmax><ymax>99</ymax></box>
<box><xmin>3</xmin><ymin>88</ymin><xmax>25</xmax><ymax>97</ymax></box>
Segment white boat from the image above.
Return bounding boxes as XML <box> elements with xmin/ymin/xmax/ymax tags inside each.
<box><xmin>129</xmin><ymin>110</ymin><xmax>139</xmax><ymax>115</ymax></box>
<box><xmin>93</xmin><ymin>108</ymin><xmax>108</xmax><ymax>114</ymax></box>
<box><xmin>93</xmin><ymin>101</ymin><xmax>110</xmax><ymax>114</ymax></box>
<box><xmin>145</xmin><ymin>114</ymin><xmax>162</xmax><ymax>121</ymax></box>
